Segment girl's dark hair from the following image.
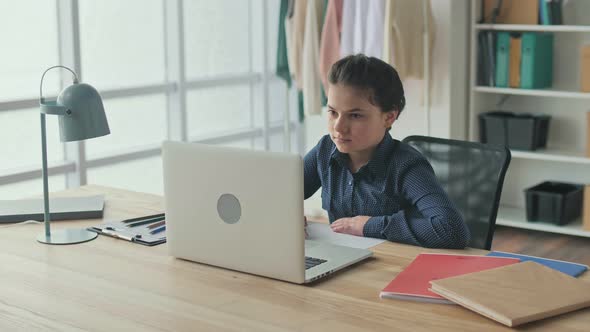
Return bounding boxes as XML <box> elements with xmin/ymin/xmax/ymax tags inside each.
<box><xmin>328</xmin><ymin>54</ymin><xmax>406</xmax><ymax>116</ymax></box>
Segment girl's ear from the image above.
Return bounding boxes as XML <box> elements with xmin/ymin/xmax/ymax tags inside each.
<box><xmin>384</xmin><ymin>110</ymin><xmax>399</xmax><ymax>128</ymax></box>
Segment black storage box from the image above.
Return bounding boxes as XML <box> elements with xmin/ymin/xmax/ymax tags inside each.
<box><xmin>479</xmin><ymin>111</ymin><xmax>551</xmax><ymax>150</ymax></box>
<box><xmin>525</xmin><ymin>181</ymin><xmax>584</xmax><ymax>225</ymax></box>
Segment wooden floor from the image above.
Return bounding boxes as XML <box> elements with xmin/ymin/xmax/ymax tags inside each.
<box><xmin>492</xmin><ymin>226</ymin><xmax>590</xmax><ymax>266</ymax></box>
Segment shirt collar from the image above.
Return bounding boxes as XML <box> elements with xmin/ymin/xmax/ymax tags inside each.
<box><xmin>329</xmin><ymin>132</ymin><xmax>396</xmax><ymax>177</ymax></box>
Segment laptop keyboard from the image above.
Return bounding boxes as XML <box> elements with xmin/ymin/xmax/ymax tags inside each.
<box><xmin>305</xmin><ymin>256</ymin><xmax>327</xmax><ymax>270</ymax></box>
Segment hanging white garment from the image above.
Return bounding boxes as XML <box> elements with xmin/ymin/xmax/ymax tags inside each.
<box><xmin>364</xmin><ymin>0</ymin><xmax>386</xmax><ymax>59</ymax></box>
<box><xmin>352</xmin><ymin>1</ymin><xmax>369</xmax><ymax>54</ymax></box>
<box><xmin>301</xmin><ymin>0</ymin><xmax>324</xmax><ymax>115</ymax></box>
<box><xmin>340</xmin><ymin>0</ymin><xmax>369</xmax><ymax>57</ymax></box>
<box><xmin>340</xmin><ymin>0</ymin><xmax>355</xmax><ymax>57</ymax></box>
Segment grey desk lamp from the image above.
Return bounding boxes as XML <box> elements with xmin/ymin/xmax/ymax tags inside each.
<box><xmin>37</xmin><ymin>65</ymin><xmax>110</xmax><ymax>245</ymax></box>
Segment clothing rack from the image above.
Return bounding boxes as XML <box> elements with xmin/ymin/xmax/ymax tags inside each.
<box><xmin>280</xmin><ymin>0</ymin><xmax>434</xmax><ymax>152</ymax></box>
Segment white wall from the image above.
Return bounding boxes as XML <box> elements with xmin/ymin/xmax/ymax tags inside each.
<box><xmin>303</xmin><ymin>0</ymin><xmax>470</xmax><ymax>217</ymax></box>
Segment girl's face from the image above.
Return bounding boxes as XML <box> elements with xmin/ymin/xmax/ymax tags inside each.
<box><xmin>327</xmin><ymin>83</ymin><xmax>397</xmax><ymax>155</ymax></box>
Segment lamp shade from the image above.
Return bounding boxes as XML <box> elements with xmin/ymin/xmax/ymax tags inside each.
<box><xmin>56</xmin><ymin>83</ymin><xmax>110</xmax><ymax>142</ymax></box>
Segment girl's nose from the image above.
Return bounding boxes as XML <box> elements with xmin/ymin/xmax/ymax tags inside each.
<box><xmin>333</xmin><ymin>117</ymin><xmax>347</xmax><ymax>133</ymax></box>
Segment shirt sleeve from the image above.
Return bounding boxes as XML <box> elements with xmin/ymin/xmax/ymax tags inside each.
<box><xmin>304</xmin><ymin>143</ymin><xmax>322</xmax><ymax>200</ymax></box>
<box><xmin>362</xmin><ymin>157</ymin><xmax>471</xmax><ymax>249</ymax></box>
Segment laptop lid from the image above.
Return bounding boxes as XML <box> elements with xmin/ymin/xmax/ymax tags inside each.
<box><xmin>163</xmin><ymin>141</ymin><xmax>306</xmax><ymax>284</ymax></box>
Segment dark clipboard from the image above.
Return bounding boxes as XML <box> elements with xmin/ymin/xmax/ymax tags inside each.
<box><xmin>88</xmin><ymin>213</ymin><xmax>166</xmax><ymax>246</ymax></box>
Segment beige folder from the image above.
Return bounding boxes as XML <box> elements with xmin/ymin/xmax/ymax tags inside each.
<box><xmin>509</xmin><ymin>35</ymin><xmax>522</xmax><ymax>88</ymax></box>
<box><xmin>582</xmin><ymin>46</ymin><xmax>590</xmax><ymax>92</ymax></box>
<box><xmin>430</xmin><ymin>261</ymin><xmax>590</xmax><ymax>327</ymax></box>
<box><xmin>584</xmin><ymin>185</ymin><xmax>590</xmax><ymax>231</ymax></box>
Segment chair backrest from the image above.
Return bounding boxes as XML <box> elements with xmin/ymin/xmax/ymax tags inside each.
<box><xmin>402</xmin><ymin>135</ymin><xmax>511</xmax><ymax>250</ymax></box>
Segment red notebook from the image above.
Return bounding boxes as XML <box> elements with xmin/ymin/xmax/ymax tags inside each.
<box><xmin>380</xmin><ymin>253</ymin><xmax>520</xmax><ymax>304</ymax></box>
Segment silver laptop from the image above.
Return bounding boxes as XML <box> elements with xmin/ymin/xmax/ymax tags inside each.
<box><xmin>162</xmin><ymin>141</ymin><xmax>372</xmax><ymax>284</ymax></box>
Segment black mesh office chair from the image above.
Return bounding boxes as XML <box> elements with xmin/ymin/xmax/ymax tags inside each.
<box><xmin>402</xmin><ymin>136</ymin><xmax>511</xmax><ymax>250</ymax></box>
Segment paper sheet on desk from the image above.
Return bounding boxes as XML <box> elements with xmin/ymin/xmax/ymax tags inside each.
<box><xmin>306</xmin><ymin>222</ymin><xmax>385</xmax><ymax>249</ymax></box>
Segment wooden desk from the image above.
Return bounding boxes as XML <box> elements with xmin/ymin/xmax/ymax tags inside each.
<box><xmin>1</xmin><ymin>185</ymin><xmax>589</xmax><ymax>331</ymax></box>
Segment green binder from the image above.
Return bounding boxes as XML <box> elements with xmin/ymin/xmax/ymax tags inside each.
<box><xmin>540</xmin><ymin>33</ymin><xmax>554</xmax><ymax>87</ymax></box>
<box><xmin>539</xmin><ymin>0</ymin><xmax>552</xmax><ymax>25</ymax></box>
<box><xmin>495</xmin><ymin>32</ymin><xmax>511</xmax><ymax>87</ymax></box>
<box><xmin>520</xmin><ymin>33</ymin><xmax>554</xmax><ymax>89</ymax></box>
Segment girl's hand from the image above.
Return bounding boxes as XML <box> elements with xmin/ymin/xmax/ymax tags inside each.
<box><xmin>330</xmin><ymin>216</ymin><xmax>370</xmax><ymax>236</ymax></box>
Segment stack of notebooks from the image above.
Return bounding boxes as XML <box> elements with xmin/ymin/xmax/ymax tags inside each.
<box><xmin>88</xmin><ymin>213</ymin><xmax>166</xmax><ymax>246</ymax></box>
<box><xmin>0</xmin><ymin>195</ymin><xmax>105</xmax><ymax>223</ymax></box>
<box><xmin>380</xmin><ymin>251</ymin><xmax>590</xmax><ymax>327</ymax></box>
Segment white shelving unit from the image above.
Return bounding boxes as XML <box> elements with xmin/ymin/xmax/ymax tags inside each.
<box><xmin>511</xmin><ymin>148</ymin><xmax>590</xmax><ymax>165</ymax></box>
<box><xmin>469</xmin><ymin>1</ymin><xmax>590</xmax><ymax>237</ymax></box>
<box><xmin>497</xmin><ymin>206</ymin><xmax>590</xmax><ymax>238</ymax></box>
<box><xmin>473</xmin><ymin>86</ymin><xmax>590</xmax><ymax>98</ymax></box>
<box><xmin>475</xmin><ymin>23</ymin><xmax>590</xmax><ymax>33</ymax></box>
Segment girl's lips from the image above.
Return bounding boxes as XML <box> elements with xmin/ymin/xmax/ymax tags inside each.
<box><xmin>333</xmin><ymin>137</ymin><xmax>351</xmax><ymax>143</ymax></box>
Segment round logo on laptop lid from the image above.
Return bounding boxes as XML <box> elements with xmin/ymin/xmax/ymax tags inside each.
<box><xmin>217</xmin><ymin>193</ymin><xmax>241</xmax><ymax>224</ymax></box>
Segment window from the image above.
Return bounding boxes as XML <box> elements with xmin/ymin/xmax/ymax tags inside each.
<box><xmin>0</xmin><ymin>108</ymin><xmax>63</xmax><ymax>169</ymax></box>
<box><xmin>184</xmin><ymin>0</ymin><xmax>251</xmax><ymax>78</ymax></box>
<box><xmin>79</xmin><ymin>0</ymin><xmax>166</xmax><ymax>90</ymax></box>
<box><xmin>0</xmin><ymin>175</ymin><xmax>65</xmax><ymax>200</ymax></box>
<box><xmin>85</xmin><ymin>94</ymin><xmax>167</xmax><ymax>158</ymax></box>
<box><xmin>0</xmin><ymin>0</ymin><xmax>60</xmax><ymax>101</ymax></box>
<box><xmin>87</xmin><ymin>157</ymin><xmax>163</xmax><ymax>195</ymax></box>
<box><xmin>187</xmin><ymin>85</ymin><xmax>251</xmax><ymax>137</ymax></box>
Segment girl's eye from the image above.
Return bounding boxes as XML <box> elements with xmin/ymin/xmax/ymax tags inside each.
<box><xmin>350</xmin><ymin>114</ymin><xmax>362</xmax><ymax>119</ymax></box>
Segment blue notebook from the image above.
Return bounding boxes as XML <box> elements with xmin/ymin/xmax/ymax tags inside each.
<box><xmin>486</xmin><ymin>251</ymin><xmax>588</xmax><ymax>277</ymax></box>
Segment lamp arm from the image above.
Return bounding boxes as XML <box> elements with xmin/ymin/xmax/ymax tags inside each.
<box><xmin>40</xmin><ymin>113</ymin><xmax>51</xmax><ymax>237</ymax></box>
<box><xmin>39</xmin><ymin>65</ymin><xmax>79</xmax><ymax>103</ymax></box>
<box><xmin>40</xmin><ymin>102</ymin><xmax>70</xmax><ymax>116</ymax></box>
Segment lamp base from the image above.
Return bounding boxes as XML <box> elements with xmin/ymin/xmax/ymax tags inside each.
<box><xmin>37</xmin><ymin>229</ymin><xmax>98</xmax><ymax>245</ymax></box>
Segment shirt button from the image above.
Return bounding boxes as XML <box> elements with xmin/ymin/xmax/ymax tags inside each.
<box><xmin>349</xmin><ymin>181</ymin><xmax>352</xmax><ymax>185</ymax></box>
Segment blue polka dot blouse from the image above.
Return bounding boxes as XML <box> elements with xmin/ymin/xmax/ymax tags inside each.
<box><xmin>304</xmin><ymin>132</ymin><xmax>470</xmax><ymax>249</ymax></box>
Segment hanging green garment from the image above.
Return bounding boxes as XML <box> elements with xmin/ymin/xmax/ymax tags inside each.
<box><xmin>320</xmin><ymin>81</ymin><xmax>328</xmax><ymax>107</ymax></box>
<box><xmin>320</xmin><ymin>0</ymin><xmax>329</xmax><ymax>107</ymax></box>
<box><xmin>276</xmin><ymin>0</ymin><xmax>291</xmax><ymax>87</ymax></box>
<box><xmin>298</xmin><ymin>91</ymin><xmax>305</xmax><ymax>123</ymax></box>
<box><xmin>278</xmin><ymin>0</ymin><xmax>305</xmax><ymax>122</ymax></box>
